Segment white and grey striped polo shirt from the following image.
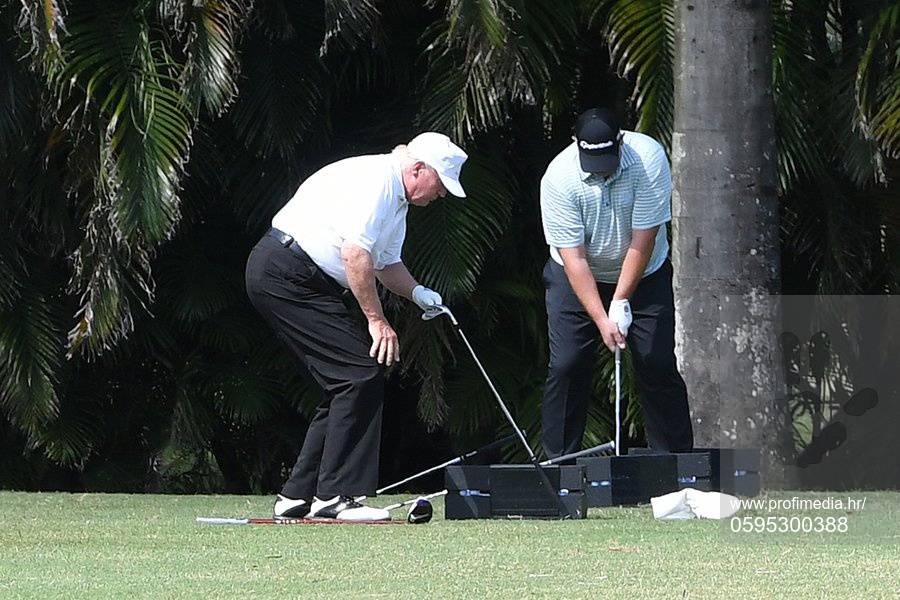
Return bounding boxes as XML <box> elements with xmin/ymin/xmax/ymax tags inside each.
<box><xmin>540</xmin><ymin>131</ymin><xmax>671</xmax><ymax>283</ymax></box>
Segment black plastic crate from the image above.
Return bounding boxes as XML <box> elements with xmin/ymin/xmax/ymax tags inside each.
<box><xmin>628</xmin><ymin>447</ymin><xmax>761</xmax><ymax>497</ymax></box>
<box><xmin>490</xmin><ymin>465</ymin><xmax>586</xmax><ymax>519</ymax></box>
<box><xmin>626</xmin><ymin>448</ymin><xmax>713</xmax><ymax>490</ymax></box>
<box><xmin>445</xmin><ymin>465</ymin><xmax>491</xmax><ymax>519</ymax></box>
<box><xmin>577</xmin><ymin>454</ymin><xmax>680</xmax><ymax>506</ymax></box>
<box><xmin>444</xmin><ymin>464</ymin><xmax>586</xmax><ymax>519</ymax></box>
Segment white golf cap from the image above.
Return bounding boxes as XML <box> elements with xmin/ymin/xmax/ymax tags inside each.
<box><xmin>407</xmin><ymin>132</ymin><xmax>468</xmax><ymax>198</ymax></box>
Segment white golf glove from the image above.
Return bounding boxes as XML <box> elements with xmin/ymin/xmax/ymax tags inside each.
<box><xmin>608</xmin><ymin>299</ymin><xmax>632</xmax><ymax>336</ymax></box>
<box><xmin>411</xmin><ymin>285</ymin><xmax>442</xmax><ymax>310</ymax></box>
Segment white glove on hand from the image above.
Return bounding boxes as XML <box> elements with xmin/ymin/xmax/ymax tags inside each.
<box><xmin>411</xmin><ymin>285</ymin><xmax>442</xmax><ymax>310</ymax></box>
<box><xmin>608</xmin><ymin>299</ymin><xmax>632</xmax><ymax>336</ymax></box>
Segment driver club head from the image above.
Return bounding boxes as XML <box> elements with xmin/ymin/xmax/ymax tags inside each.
<box><xmin>421</xmin><ymin>304</ymin><xmax>453</xmax><ymax>322</ymax></box>
<box><xmin>406</xmin><ymin>497</ymin><xmax>433</xmax><ymax>524</ymax></box>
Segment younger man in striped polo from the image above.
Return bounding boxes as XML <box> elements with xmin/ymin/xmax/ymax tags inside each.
<box><xmin>539</xmin><ymin>108</ymin><xmax>693</xmax><ymax>458</ymax></box>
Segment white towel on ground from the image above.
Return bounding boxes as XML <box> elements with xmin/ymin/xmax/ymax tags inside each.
<box><xmin>651</xmin><ymin>488</ymin><xmax>741</xmax><ymax>520</ymax></box>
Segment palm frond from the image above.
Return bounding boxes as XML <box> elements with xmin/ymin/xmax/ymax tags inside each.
<box><xmin>169</xmin><ymin>384</ymin><xmax>215</xmax><ymax>447</ymax></box>
<box><xmin>781</xmin><ymin>0</ymin><xmax>891</xmax><ymax>187</ymax></box>
<box><xmin>227</xmin><ymin>151</ymin><xmax>305</xmax><ymax>235</ymax></box>
<box><xmin>0</xmin><ymin>12</ymin><xmax>38</xmax><ymax>161</ymax></box>
<box><xmin>327</xmin><ymin>2</ymin><xmax>416</xmax><ymax>103</ymax></box>
<box><xmin>404</xmin><ymin>146</ymin><xmax>515</xmax><ymax>300</ymax></box>
<box><xmin>441</xmin><ymin>343</ymin><xmax>518</xmax><ymax>438</ymax></box>
<box><xmin>320</xmin><ymin>0</ymin><xmax>381</xmax><ymax>56</ymax></box>
<box><xmin>6</xmin><ymin>126</ymin><xmax>74</xmax><ymax>254</ymax></box>
<box><xmin>29</xmin><ymin>396</ymin><xmax>103</xmax><ymax>468</ymax></box>
<box><xmin>66</xmin><ymin>190</ymin><xmax>156</xmax><ymax>358</ymax></box>
<box><xmin>772</xmin><ymin>0</ymin><xmax>830</xmax><ymax>193</ymax></box>
<box><xmin>248</xmin><ymin>0</ymin><xmax>301</xmax><ymax>43</ymax></box>
<box><xmin>418</xmin><ymin>0</ymin><xmax>577</xmax><ymax>140</ymax></box>
<box><xmin>202</xmin><ymin>365</ymin><xmax>281</xmax><ymax>425</ymax></box>
<box><xmin>174</xmin><ymin>0</ymin><xmax>249</xmax><ymax>117</ymax></box>
<box><xmin>14</xmin><ymin>0</ymin><xmax>66</xmax><ymax>77</ymax></box>
<box><xmin>0</xmin><ymin>284</ymin><xmax>63</xmax><ymax>436</ymax></box>
<box><xmin>52</xmin><ymin>2</ymin><xmax>198</xmax><ymax>357</ymax></box>
<box><xmin>154</xmin><ymin>243</ymin><xmax>239</xmax><ymax>325</ymax></box>
<box><xmin>56</xmin><ymin>3</ymin><xmax>192</xmax><ymax>244</ymax></box>
<box><xmin>229</xmin><ymin>34</ymin><xmax>328</xmax><ymax>161</ymax></box>
<box><xmin>587</xmin><ymin>0</ymin><xmax>674</xmax><ymax>146</ymax></box>
<box><xmin>0</xmin><ymin>236</ymin><xmax>25</xmax><ymax>309</ymax></box>
<box><xmin>396</xmin><ymin>304</ymin><xmax>456</xmax><ymax>428</ymax></box>
<box><xmin>781</xmin><ymin>179</ymin><xmax>885</xmax><ymax>293</ymax></box>
<box><xmin>828</xmin><ymin>63</ymin><xmax>887</xmax><ymax>187</ymax></box>
<box><xmin>856</xmin><ymin>1</ymin><xmax>900</xmax><ymax>159</ymax></box>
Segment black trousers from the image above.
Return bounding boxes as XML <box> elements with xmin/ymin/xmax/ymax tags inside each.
<box><xmin>245</xmin><ymin>231</ymin><xmax>383</xmax><ymax>500</ymax></box>
<box><xmin>541</xmin><ymin>258</ymin><xmax>693</xmax><ymax>458</ymax></box>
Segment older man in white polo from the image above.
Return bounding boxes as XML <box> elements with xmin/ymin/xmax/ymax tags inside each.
<box><xmin>246</xmin><ymin>133</ymin><xmax>467</xmax><ymax>521</ymax></box>
<box><xmin>539</xmin><ymin>108</ymin><xmax>693</xmax><ymax>460</ymax></box>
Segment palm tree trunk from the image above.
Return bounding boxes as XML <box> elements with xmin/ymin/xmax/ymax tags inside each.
<box><xmin>671</xmin><ymin>0</ymin><xmax>790</xmax><ymax>485</ymax></box>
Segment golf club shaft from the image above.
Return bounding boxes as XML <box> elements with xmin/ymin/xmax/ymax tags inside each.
<box><xmin>615</xmin><ymin>347</ymin><xmax>621</xmax><ymax>457</ymax></box>
<box><xmin>374</xmin><ymin>434</ymin><xmax>516</xmax><ymax>496</ymax></box>
<box><xmin>539</xmin><ymin>440</ymin><xmax>615</xmax><ymax>466</ymax></box>
<box><xmin>450</xmin><ymin>320</ymin><xmax>565</xmax><ymax>513</ymax></box>
<box><xmin>437</xmin><ymin>305</ymin><xmax>567</xmax><ymax>516</ymax></box>
<box><xmin>197</xmin><ymin>517</ymin><xmax>249</xmax><ymax>525</ymax></box>
<box><xmin>382</xmin><ymin>490</ymin><xmax>448</xmax><ymax>512</ymax></box>
<box><xmin>453</xmin><ymin>326</ymin><xmax>536</xmax><ymax>461</ymax></box>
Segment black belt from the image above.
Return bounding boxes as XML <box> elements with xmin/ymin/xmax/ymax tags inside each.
<box><xmin>267</xmin><ymin>227</ymin><xmax>306</xmax><ymax>256</ymax></box>
<box><xmin>266</xmin><ymin>228</ymin><xmax>349</xmax><ymax>297</ymax></box>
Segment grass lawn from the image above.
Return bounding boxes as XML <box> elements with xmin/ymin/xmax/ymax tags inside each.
<box><xmin>0</xmin><ymin>491</ymin><xmax>897</xmax><ymax>599</ymax></box>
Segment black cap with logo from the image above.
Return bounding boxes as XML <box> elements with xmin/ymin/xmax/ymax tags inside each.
<box><xmin>575</xmin><ymin>108</ymin><xmax>621</xmax><ymax>174</ymax></box>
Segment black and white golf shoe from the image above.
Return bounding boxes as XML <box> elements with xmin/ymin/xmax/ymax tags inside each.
<box><xmin>308</xmin><ymin>495</ymin><xmax>390</xmax><ymax>522</ymax></box>
<box><xmin>273</xmin><ymin>494</ymin><xmax>311</xmax><ymax>519</ymax></box>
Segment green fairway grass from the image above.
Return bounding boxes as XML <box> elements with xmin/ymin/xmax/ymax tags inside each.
<box><xmin>0</xmin><ymin>491</ymin><xmax>897</xmax><ymax>598</ymax></box>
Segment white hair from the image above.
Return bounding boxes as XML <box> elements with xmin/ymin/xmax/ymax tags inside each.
<box><xmin>393</xmin><ymin>143</ymin><xmax>434</xmax><ymax>173</ymax></box>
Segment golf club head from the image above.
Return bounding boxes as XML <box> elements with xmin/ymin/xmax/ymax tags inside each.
<box><xmin>406</xmin><ymin>497</ymin><xmax>433</xmax><ymax>524</ymax></box>
<box><xmin>421</xmin><ymin>304</ymin><xmax>453</xmax><ymax>322</ymax></box>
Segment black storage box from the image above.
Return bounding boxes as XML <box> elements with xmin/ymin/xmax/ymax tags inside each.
<box><xmin>625</xmin><ymin>448</ymin><xmax>713</xmax><ymax>491</ymax></box>
<box><xmin>444</xmin><ymin>465</ymin><xmax>491</xmax><ymax>520</ymax></box>
<box><xmin>577</xmin><ymin>454</ymin><xmax>680</xmax><ymax>507</ymax></box>
<box><xmin>490</xmin><ymin>465</ymin><xmax>586</xmax><ymax>519</ymax></box>
<box><xmin>628</xmin><ymin>447</ymin><xmax>761</xmax><ymax>497</ymax></box>
<box><xmin>708</xmin><ymin>448</ymin><xmax>760</xmax><ymax>496</ymax></box>
<box><xmin>444</xmin><ymin>464</ymin><xmax>586</xmax><ymax>519</ymax></box>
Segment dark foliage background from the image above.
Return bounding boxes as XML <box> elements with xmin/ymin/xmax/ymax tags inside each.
<box><xmin>1</xmin><ymin>0</ymin><xmax>896</xmax><ymax>493</ymax></box>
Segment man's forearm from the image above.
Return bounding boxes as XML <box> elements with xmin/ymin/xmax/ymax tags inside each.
<box><xmin>559</xmin><ymin>248</ymin><xmax>607</xmax><ymax>325</ymax></box>
<box><xmin>375</xmin><ymin>262</ymin><xmax>417</xmax><ymax>299</ymax></box>
<box><xmin>613</xmin><ymin>247</ymin><xmax>651</xmax><ymax>300</ymax></box>
<box><xmin>341</xmin><ymin>243</ymin><xmax>385</xmax><ymax>322</ymax></box>
<box><xmin>613</xmin><ymin>228</ymin><xmax>658</xmax><ymax>300</ymax></box>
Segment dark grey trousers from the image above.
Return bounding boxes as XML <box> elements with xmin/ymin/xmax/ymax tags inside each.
<box><xmin>245</xmin><ymin>232</ymin><xmax>383</xmax><ymax>500</ymax></box>
<box><xmin>541</xmin><ymin>258</ymin><xmax>693</xmax><ymax>458</ymax></box>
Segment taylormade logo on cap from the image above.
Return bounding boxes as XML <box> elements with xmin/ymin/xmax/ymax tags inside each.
<box><xmin>579</xmin><ymin>140</ymin><xmax>615</xmax><ymax>150</ymax></box>
<box><xmin>407</xmin><ymin>132</ymin><xmax>468</xmax><ymax>198</ymax></box>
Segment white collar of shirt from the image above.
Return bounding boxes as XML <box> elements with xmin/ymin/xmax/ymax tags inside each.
<box><xmin>390</xmin><ymin>155</ymin><xmax>410</xmax><ymax>206</ymax></box>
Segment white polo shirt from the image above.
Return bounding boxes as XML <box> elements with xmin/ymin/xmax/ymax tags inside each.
<box><xmin>271</xmin><ymin>153</ymin><xmax>408</xmax><ymax>288</ymax></box>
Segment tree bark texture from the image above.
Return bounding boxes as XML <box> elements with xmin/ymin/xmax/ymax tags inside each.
<box><xmin>671</xmin><ymin>0</ymin><xmax>790</xmax><ymax>484</ymax></box>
